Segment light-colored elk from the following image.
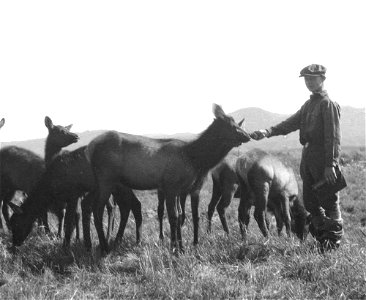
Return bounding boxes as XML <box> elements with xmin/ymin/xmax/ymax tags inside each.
<box><xmin>236</xmin><ymin>149</ymin><xmax>310</xmax><ymax>240</ymax></box>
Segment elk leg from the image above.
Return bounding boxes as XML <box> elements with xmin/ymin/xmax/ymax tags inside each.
<box><xmin>157</xmin><ymin>189</ymin><xmax>165</xmax><ymax>240</ymax></box>
<box><xmin>115</xmin><ymin>208</ymin><xmax>130</xmax><ymax>245</ymax></box>
<box><xmin>131</xmin><ymin>191</ymin><xmax>142</xmax><ymax>244</ymax></box>
<box><xmin>280</xmin><ymin>195</ymin><xmax>291</xmax><ymax>238</ymax></box>
<box><xmin>74</xmin><ymin>198</ymin><xmax>82</xmax><ymax>240</ymax></box>
<box><xmin>0</xmin><ymin>200</ymin><xmax>4</xmax><ymax>231</ymax></box>
<box><xmin>254</xmin><ymin>207</ymin><xmax>269</xmax><ymax>238</ymax></box>
<box><xmin>216</xmin><ymin>187</ymin><xmax>236</xmax><ymax>235</ymax></box>
<box><xmin>57</xmin><ymin>207</ymin><xmax>66</xmax><ymax>238</ymax></box>
<box><xmin>274</xmin><ymin>208</ymin><xmax>284</xmax><ymax>236</ymax></box>
<box><xmin>165</xmin><ymin>193</ymin><xmax>179</xmax><ymax>253</ymax></box>
<box><xmin>1</xmin><ymin>201</ymin><xmax>9</xmax><ymax>231</ymax></box>
<box><xmin>238</xmin><ymin>181</ymin><xmax>251</xmax><ymax>240</ymax></box>
<box><xmin>105</xmin><ymin>195</ymin><xmax>116</xmax><ymax>245</ymax></box>
<box><xmin>207</xmin><ymin>178</ymin><xmax>221</xmax><ymax>233</ymax></box>
<box><xmin>81</xmin><ymin>193</ymin><xmax>93</xmax><ymax>251</ymax></box>
<box><xmin>176</xmin><ymin>196</ymin><xmax>184</xmax><ymax>252</ymax></box>
<box><xmin>39</xmin><ymin>210</ymin><xmax>51</xmax><ymax>234</ymax></box>
<box><xmin>252</xmin><ymin>182</ymin><xmax>270</xmax><ymax>238</ymax></box>
<box><xmin>114</xmin><ymin>189</ymin><xmax>130</xmax><ymax>245</ymax></box>
<box><xmin>93</xmin><ymin>184</ymin><xmax>111</xmax><ymax>255</ymax></box>
<box><xmin>265</xmin><ymin>212</ymin><xmax>271</xmax><ymax>232</ymax></box>
<box><xmin>115</xmin><ymin>186</ymin><xmax>142</xmax><ymax>245</ymax></box>
<box><xmin>130</xmin><ymin>191</ymin><xmax>142</xmax><ymax>244</ymax></box>
<box><xmin>180</xmin><ymin>193</ymin><xmax>187</xmax><ymax>226</ymax></box>
<box><xmin>63</xmin><ymin>198</ymin><xmax>78</xmax><ymax>248</ymax></box>
<box><xmin>190</xmin><ymin>191</ymin><xmax>200</xmax><ymax>245</ymax></box>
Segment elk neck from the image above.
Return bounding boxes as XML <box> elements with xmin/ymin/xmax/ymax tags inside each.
<box><xmin>44</xmin><ymin>139</ymin><xmax>63</xmax><ymax>167</ymax></box>
<box><xmin>184</xmin><ymin>119</ymin><xmax>234</xmax><ymax>172</ymax></box>
<box><xmin>19</xmin><ymin>180</ymin><xmax>49</xmax><ymax>222</ymax></box>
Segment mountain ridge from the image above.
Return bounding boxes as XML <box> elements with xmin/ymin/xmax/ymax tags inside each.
<box><xmin>1</xmin><ymin>106</ymin><xmax>364</xmax><ymax>157</ymax></box>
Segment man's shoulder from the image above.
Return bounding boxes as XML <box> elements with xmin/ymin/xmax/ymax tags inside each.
<box><xmin>319</xmin><ymin>96</ymin><xmax>340</xmax><ymax>109</ymax></box>
<box><xmin>317</xmin><ymin>97</ymin><xmax>341</xmax><ymax>117</ymax></box>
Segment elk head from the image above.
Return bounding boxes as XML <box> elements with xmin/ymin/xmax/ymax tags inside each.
<box><xmin>212</xmin><ymin>104</ymin><xmax>251</xmax><ymax>147</ymax></box>
<box><xmin>44</xmin><ymin>116</ymin><xmax>79</xmax><ymax>149</ymax></box>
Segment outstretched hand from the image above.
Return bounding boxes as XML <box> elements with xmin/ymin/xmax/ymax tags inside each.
<box><xmin>250</xmin><ymin>129</ymin><xmax>269</xmax><ymax>141</ymax></box>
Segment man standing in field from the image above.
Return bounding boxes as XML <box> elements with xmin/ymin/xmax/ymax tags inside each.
<box><xmin>251</xmin><ymin>64</ymin><xmax>344</xmax><ymax>251</ymax></box>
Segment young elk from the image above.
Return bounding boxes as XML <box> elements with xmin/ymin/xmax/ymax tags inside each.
<box><xmin>86</xmin><ymin>104</ymin><xmax>251</xmax><ymax>254</ymax></box>
<box><xmin>1</xmin><ymin>117</ymin><xmax>78</xmax><ymax>234</ymax></box>
<box><xmin>236</xmin><ymin>149</ymin><xmax>311</xmax><ymax>241</ymax></box>
<box><xmin>10</xmin><ymin>132</ymin><xmax>142</xmax><ymax>250</ymax></box>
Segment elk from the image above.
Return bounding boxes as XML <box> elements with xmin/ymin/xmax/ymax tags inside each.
<box><xmin>236</xmin><ymin>149</ymin><xmax>311</xmax><ymax>241</ymax></box>
<box><xmin>1</xmin><ymin>117</ymin><xmax>78</xmax><ymax>234</ymax></box>
<box><xmin>155</xmin><ymin>137</ymin><xmax>204</xmax><ymax>244</ymax></box>
<box><xmin>157</xmin><ymin>120</ymin><xmax>245</xmax><ymax>244</ymax></box>
<box><xmin>9</xmin><ymin>132</ymin><xmax>142</xmax><ymax>250</ymax></box>
<box><xmin>207</xmin><ymin>154</ymin><xmax>240</xmax><ymax>234</ymax></box>
<box><xmin>0</xmin><ymin>147</ymin><xmax>45</xmax><ymax>232</ymax></box>
<box><xmin>86</xmin><ymin>104</ymin><xmax>251</xmax><ymax>254</ymax></box>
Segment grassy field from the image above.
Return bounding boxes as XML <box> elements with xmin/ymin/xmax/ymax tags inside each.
<box><xmin>0</xmin><ymin>148</ymin><xmax>365</xmax><ymax>299</ymax></box>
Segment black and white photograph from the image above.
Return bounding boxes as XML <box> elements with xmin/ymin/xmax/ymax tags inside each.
<box><xmin>1</xmin><ymin>1</ymin><xmax>365</xmax><ymax>299</ymax></box>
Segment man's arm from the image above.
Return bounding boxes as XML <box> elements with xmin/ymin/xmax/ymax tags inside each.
<box><xmin>251</xmin><ymin>109</ymin><xmax>302</xmax><ymax>140</ymax></box>
<box><xmin>322</xmin><ymin>100</ymin><xmax>341</xmax><ymax>167</ymax></box>
<box><xmin>322</xmin><ymin>100</ymin><xmax>341</xmax><ymax>184</ymax></box>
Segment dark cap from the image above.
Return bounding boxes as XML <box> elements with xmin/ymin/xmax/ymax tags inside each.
<box><xmin>299</xmin><ymin>64</ymin><xmax>327</xmax><ymax>77</ymax></box>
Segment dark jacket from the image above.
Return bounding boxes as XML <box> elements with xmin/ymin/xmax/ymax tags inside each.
<box><xmin>267</xmin><ymin>91</ymin><xmax>341</xmax><ymax>167</ymax></box>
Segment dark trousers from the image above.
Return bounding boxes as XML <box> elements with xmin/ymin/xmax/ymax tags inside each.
<box><xmin>300</xmin><ymin>144</ymin><xmax>342</xmax><ymax>223</ymax></box>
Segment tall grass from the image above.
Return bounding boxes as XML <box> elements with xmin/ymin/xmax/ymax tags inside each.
<box><xmin>0</xmin><ymin>150</ymin><xmax>365</xmax><ymax>299</ymax></box>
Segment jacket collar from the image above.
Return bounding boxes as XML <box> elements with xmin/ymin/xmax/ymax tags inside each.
<box><xmin>310</xmin><ymin>90</ymin><xmax>328</xmax><ymax>100</ymax></box>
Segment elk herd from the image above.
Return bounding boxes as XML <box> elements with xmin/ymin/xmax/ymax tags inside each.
<box><xmin>0</xmin><ymin>105</ymin><xmax>311</xmax><ymax>257</ymax></box>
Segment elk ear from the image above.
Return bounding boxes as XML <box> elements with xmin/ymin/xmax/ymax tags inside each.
<box><xmin>8</xmin><ymin>202</ymin><xmax>24</xmax><ymax>215</ymax></box>
<box><xmin>65</xmin><ymin>124</ymin><xmax>73</xmax><ymax>131</ymax></box>
<box><xmin>44</xmin><ymin>116</ymin><xmax>54</xmax><ymax>130</ymax></box>
<box><xmin>213</xmin><ymin>104</ymin><xmax>226</xmax><ymax>119</ymax></box>
<box><xmin>0</xmin><ymin>118</ymin><xmax>5</xmax><ymax>128</ymax></box>
<box><xmin>238</xmin><ymin>118</ymin><xmax>245</xmax><ymax>128</ymax></box>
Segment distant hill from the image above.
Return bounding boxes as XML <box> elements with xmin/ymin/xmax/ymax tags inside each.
<box><xmin>0</xmin><ymin>130</ymin><xmax>108</xmax><ymax>157</ymax></box>
<box><xmin>0</xmin><ymin>130</ymin><xmax>198</xmax><ymax>157</ymax></box>
<box><xmin>1</xmin><ymin>106</ymin><xmax>364</xmax><ymax>157</ymax></box>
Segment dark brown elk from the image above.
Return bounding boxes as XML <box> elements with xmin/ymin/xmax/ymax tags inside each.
<box><xmin>236</xmin><ymin>149</ymin><xmax>310</xmax><ymax>241</ymax></box>
<box><xmin>1</xmin><ymin>117</ymin><xmax>78</xmax><ymax>234</ymax></box>
<box><xmin>157</xmin><ymin>120</ymin><xmax>245</xmax><ymax>243</ymax></box>
<box><xmin>0</xmin><ymin>147</ymin><xmax>45</xmax><ymax>233</ymax></box>
<box><xmin>9</xmin><ymin>136</ymin><xmax>142</xmax><ymax>250</ymax></box>
<box><xmin>207</xmin><ymin>155</ymin><xmax>240</xmax><ymax>234</ymax></box>
<box><xmin>86</xmin><ymin>104</ymin><xmax>251</xmax><ymax>254</ymax></box>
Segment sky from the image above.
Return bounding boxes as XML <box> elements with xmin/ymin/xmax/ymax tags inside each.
<box><xmin>1</xmin><ymin>0</ymin><xmax>365</xmax><ymax>142</ymax></box>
